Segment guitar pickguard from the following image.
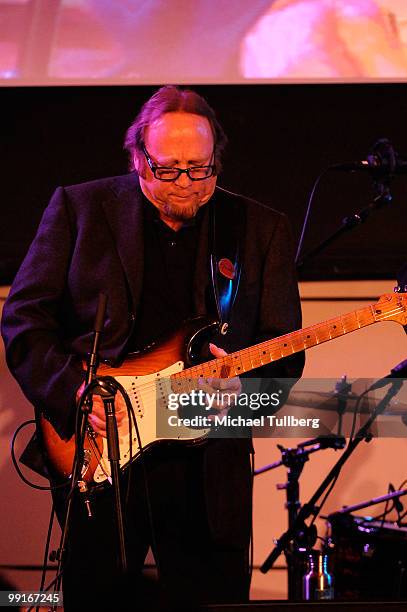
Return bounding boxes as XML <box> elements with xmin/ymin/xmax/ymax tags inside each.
<box><xmin>93</xmin><ymin>360</ymin><xmax>210</xmax><ymax>483</ymax></box>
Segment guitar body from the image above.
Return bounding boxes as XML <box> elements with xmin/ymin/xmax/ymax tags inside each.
<box><xmin>39</xmin><ymin>317</ymin><xmax>218</xmax><ymax>486</ymax></box>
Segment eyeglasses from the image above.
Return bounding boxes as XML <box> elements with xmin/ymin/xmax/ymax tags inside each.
<box><xmin>142</xmin><ymin>145</ymin><xmax>215</xmax><ymax>182</ymax></box>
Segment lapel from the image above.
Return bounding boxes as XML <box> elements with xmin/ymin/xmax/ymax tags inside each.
<box><xmin>102</xmin><ymin>173</ymin><xmax>144</xmax><ymax>313</ymax></box>
<box><xmin>193</xmin><ymin>201</ymin><xmax>211</xmax><ymax>317</ymax></box>
<box><xmin>193</xmin><ymin>187</ymin><xmax>244</xmax><ymax>322</ymax></box>
<box><xmin>192</xmin><ymin>187</ymin><xmax>233</xmax><ymax>319</ymax></box>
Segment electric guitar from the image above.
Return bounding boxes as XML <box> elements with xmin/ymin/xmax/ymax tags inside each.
<box><xmin>40</xmin><ymin>292</ymin><xmax>407</xmax><ymax>486</ymax></box>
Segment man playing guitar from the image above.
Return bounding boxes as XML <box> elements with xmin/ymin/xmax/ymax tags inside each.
<box><xmin>1</xmin><ymin>86</ymin><xmax>304</xmax><ymax>609</ymax></box>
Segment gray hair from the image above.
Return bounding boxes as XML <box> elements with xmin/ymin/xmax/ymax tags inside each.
<box><xmin>124</xmin><ymin>85</ymin><xmax>227</xmax><ymax>174</ymax></box>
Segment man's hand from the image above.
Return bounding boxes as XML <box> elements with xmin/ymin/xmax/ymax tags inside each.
<box><xmin>198</xmin><ymin>343</ymin><xmax>242</xmax><ymax>417</ymax></box>
<box><xmin>76</xmin><ymin>381</ymin><xmax>127</xmax><ymax>437</ymax></box>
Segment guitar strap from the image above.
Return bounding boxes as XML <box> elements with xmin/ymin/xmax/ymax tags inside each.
<box><xmin>209</xmin><ymin>188</ymin><xmax>246</xmax><ymax>335</ymax></box>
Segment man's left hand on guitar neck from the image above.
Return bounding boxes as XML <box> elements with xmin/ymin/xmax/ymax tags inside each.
<box><xmin>199</xmin><ymin>343</ymin><xmax>242</xmax><ymax>419</ymax></box>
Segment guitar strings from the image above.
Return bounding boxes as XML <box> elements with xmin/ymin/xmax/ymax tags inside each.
<box><xmin>100</xmin><ymin>304</ymin><xmax>405</xmax><ymax>399</ymax></box>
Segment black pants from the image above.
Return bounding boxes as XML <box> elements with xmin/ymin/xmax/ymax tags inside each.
<box><xmin>52</xmin><ymin>440</ymin><xmax>252</xmax><ymax>611</ymax></box>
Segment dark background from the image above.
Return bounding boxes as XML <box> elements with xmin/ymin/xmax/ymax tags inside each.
<box><xmin>1</xmin><ymin>83</ymin><xmax>406</xmax><ymax>284</ymax></box>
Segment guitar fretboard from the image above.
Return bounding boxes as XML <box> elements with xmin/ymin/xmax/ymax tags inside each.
<box><xmin>170</xmin><ymin>295</ymin><xmax>405</xmax><ymax>393</ymax></box>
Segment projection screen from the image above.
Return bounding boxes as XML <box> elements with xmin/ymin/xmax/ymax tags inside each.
<box><xmin>1</xmin><ymin>0</ymin><xmax>407</xmax><ymax>86</ymax></box>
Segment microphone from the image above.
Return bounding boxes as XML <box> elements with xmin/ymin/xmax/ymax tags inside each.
<box><xmin>87</xmin><ymin>292</ymin><xmax>107</xmax><ymax>384</ymax></box>
<box><xmin>298</xmin><ymin>435</ymin><xmax>346</xmax><ymax>450</ymax></box>
<box><xmin>369</xmin><ymin>359</ymin><xmax>407</xmax><ymax>390</ymax></box>
<box><xmin>94</xmin><ymin>292</ymin><xmax>107</xmax><ymax>333</ymax></box>
<box><xmin>332</xmin><ymin>138</ymin><xmax>407</xmax><ymax>176</ymax></box>
<box><xmin>332</xmin><ymin>158</ymin><xmax>407</xmax><ymax>174</ymax></box>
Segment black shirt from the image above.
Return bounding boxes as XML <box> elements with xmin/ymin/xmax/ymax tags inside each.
<box><xmin>129</xmin><ymin>196</ymin><xmax>204</xmax><ymax>351</ymax></box>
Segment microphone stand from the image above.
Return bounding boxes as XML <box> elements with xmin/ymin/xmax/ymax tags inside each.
<box><xmin>297</xmin><ymin>184</ymin><xmax>392</xmax><ymax>270</ymax></box>
<box><xmin>260</xmin><ymin>379</ymin><xmax>404</xmax><ymax>584</ymax></box>
<box><xmin>328</xmin><ymin>487</ymin><xmax>407</xmax><ymax>518</ymax></box>
<box><xmin>91</xmin><ymin>376</ymin><xmax>127</xmax><ymax>572</ymax></box>
<box><xmin>296</xmin><ymin>138</ymin><xmax>404</xmax><ymax>270</ymax></box>
<box><xmin>255</xmin><ymin>435</ymin><xmax>346</xmax><ymax>600</ymax></box>
<box><xmin>54</xmin><ymin>294</ymin><xmax>107</xmax><ymax>602</ymax></box>
<box><xmin>53</xmin><ymin>294</ymin><xmax>127</xmax><ymax>608</ymax></box>
<box><xmin>334</xmin><ymin>375</ymin><xmax>352</xmax><ymax>437</ymax></box>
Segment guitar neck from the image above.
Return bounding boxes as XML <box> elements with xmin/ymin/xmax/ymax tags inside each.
<box><xmin>173</xmin><ymin>303</ymin><xmax>381</xmax><ymax>386</ymax></box>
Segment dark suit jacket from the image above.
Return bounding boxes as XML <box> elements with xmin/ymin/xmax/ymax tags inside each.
<box><xmin>1</xmin><ymin>173</ymin><xmax>304</xmax><ymax>546</ymax></box>
<box><xmin>2</xmin><ymin>172</ymin><xmax>303</xmax><ymax>433</ymax></box>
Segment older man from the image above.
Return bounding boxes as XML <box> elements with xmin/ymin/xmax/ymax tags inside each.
<box><xmin>2</xmin><ymin>86</ymin><xmax>303</xmax><ymax>609</ymax></box>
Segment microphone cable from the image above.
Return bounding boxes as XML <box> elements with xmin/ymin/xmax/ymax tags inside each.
<box><xmin>295</xmin><ymin>167</ymin><xmax>331</xmax><ymax>265</ymax></box>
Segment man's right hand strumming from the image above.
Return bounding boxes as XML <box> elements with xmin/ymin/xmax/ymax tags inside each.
<box><xmin>76</xmin><ymin>382</ymin><xmax>127</xmax><ymax>437</ymax></box>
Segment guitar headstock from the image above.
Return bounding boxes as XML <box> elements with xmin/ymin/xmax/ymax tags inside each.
<box><xmin>396</xmin><ymin>265</ymin><xmax>407</xmax><ymax>334</ymax></box>
<box><xmin>373</xmin><ymin>293</ymin><xmax>407</xmax><ymax>326</ymax></box>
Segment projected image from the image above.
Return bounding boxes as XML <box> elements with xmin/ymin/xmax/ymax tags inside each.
<box><xmin>1</xmin><ymin>0</ymin><xmax>407</xmax><ymax>84</ymax></box>
<box><xmin>242</xmin><ymin>0</ymin><xmax>407</xmax><ymax>79</ymax></box>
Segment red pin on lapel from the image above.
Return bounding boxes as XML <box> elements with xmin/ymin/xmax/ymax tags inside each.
<box><xmin>218</xmin><ymin>258</ymin><xmax>235</xmax><ymax>280</ymax></box>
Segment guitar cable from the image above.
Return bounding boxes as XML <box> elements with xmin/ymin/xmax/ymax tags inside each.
<box><xmin>107</xmin><ymin>378</ymin><xmax>164</xmax><ymax>584</ymax></box>
<box><xmin>10</xmin><ymin>420</ymin><xmax>69</xmax><ymax>491</ymax></box>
